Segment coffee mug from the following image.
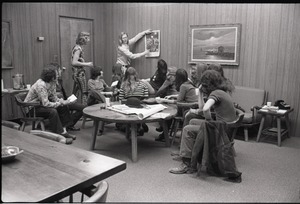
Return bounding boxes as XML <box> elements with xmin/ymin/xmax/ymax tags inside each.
<box><xmin>267</xmin><ymin>102</ymin><xmax>272</xmax><ymax>107</ymax></box>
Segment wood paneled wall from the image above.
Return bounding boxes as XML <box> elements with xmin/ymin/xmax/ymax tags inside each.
<box><xmin>2</xmin><ymin>3</ymin><xmax>300</xmax><ymax>137</ymax></box>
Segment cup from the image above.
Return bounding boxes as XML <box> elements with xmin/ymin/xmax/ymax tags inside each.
<box><xmin>26</xmin><ymin>84</ymin><xmax>31</xmax><ymax>90</ymax></box>
<box><xmin>105</xmin><ymin>98</ymin><xmax>111</xmax><ymax>108</ymax></box>
<box><xmin>267</xmin><ymin>102</ymin><xmax>272</xmax><ymax>107</ymax></box>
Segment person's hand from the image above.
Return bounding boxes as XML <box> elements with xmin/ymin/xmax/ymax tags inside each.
<box><xmin>164</xmin><ymin>95</ymin><xmax>173</xmax><ymax>100</ymax></box>
<box><xmin>86</xmin><ymin>62</ymin><xmax>93</xmax><ymax>67</ymax></box>
<box><xmin>155</xmin><ymin>97</ymin><xmax>164</xmax><ymax>104</ymax></box>
<box><xmin>190</xmin><ymin>108</ymin><xmax>197</xmax><ymax>114</ymax></box>
<box><xmin>144</xmin><ymin>49</ymin><xmax>150</xmax><ymax>55</ymax></box>
<box><xmin>121</xmin><ymin>66</ymin><xmax>127</xmax><ymax>75</ymax></box>
<box><xmin>144</xmin><ymin>29</ymin><xmax>152</xmax><ymax>35</ymax></box>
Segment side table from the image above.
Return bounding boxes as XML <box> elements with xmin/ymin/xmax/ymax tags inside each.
<box><xmin>256</xmin><ymin>108</ymin><xmax>294</xmax><ymax>146</ymax></box>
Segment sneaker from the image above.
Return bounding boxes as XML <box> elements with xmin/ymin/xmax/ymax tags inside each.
<box><xmin>61</xmin><ymin>132</ymin><xmax>76</xmax><ymax>140</ymax></box>
<box><xmin>67</xmin><ymin>126</ymin><xmax>80</xmax><ymax>131</ymax></box>
<box><xmin>169</xmin><ymin>163</ymin><xmax>189</xmax><ymax>174</ymax></box>
<box><xmin>224</xmin><ymin>174</ymin><xmax>242</xmax><ymax>183</ymax></box>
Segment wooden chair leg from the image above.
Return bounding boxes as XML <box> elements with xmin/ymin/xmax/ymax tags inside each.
<box><xmin>244</xmin><ymin>127</ymin><xmax>249</xmax><ymax>142</ymax></box>
<box><xmin>21</xmin><ymin>122</ymin><xmax>26</xmax><ymax>131</ymax></box>
<box><xmin>81</xmin><ymin>116</ymin><xmax>87</xmax><ymax>129</ymax></box>
<box><xmin>40</xmin><ymin>121</ymin><xmax>45</xmax><ymax>131</ymax></box>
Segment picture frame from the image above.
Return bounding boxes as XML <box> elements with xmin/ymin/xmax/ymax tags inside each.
<box><xmin>188</xmin><ymin>24</ymin><xmax>241</xmax><ymax>66</ymax></box>
<box><xmin>2</xmin><ymin>20</ymin><xmax>14</xmax><ymax>69</ymax></box>
<box><xmin>145</xmin><ymin>30</ymin><xmax>160</xmax><ymax>58</ymax></box>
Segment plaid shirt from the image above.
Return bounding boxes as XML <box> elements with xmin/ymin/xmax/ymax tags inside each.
<box><xmin>24</xmin><ymin>79</ymin><xmax>61</xmax><ymax>112</ymax></box>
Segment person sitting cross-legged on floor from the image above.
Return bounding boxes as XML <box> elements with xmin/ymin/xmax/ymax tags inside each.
<box><xmin>24</xmin><ymin>64</ymin><xmax>77</xmax><ymax>144</ymax></box>
<box><xmin>169</xmin><ymin>70</ymin><xmax>241</xmax><ymax>182</ymax></box>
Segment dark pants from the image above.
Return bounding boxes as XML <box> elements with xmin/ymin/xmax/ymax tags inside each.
<box><xmin>33</xmin><ymin>106</ymin><xmax>72</xmax><ymax>134</ymax></box>
<box><xmin>68</xmin><ymin>102</ymin><xmax>86</xmax><ymax>127</ymax></box>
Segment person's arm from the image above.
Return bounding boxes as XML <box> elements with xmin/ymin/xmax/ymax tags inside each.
<box><xmin>118</xmin><ymin>46</ymin><xmax>149</xmax><ymax>60</ymax></box>
<box><xmin>203</xmin><ymin>98</ymin><xmax>215</xmax><ymax>120</ymax></box>
<box><xmin>128</xmin><ymin>29</ymin><xmax>152</xmax><ymax>45</ymax></box>
<box><xmin>36</xmin><ymin>84</ymin><xmax>61</xmax><ymax>108</ymax></box>
<box><xmin>71</xmin><ymin>49</ymin><xmax>93</xmax><ymax>67</ymax></box>
<box><xmin>155</xmin><ymin>79</ymin><xmax>172</xmax><ymax>97</ymax></box>
<box><xmin>88</xmin><ymin>79</ymin><xmax>97</xmax><ymax>91</ymax></box>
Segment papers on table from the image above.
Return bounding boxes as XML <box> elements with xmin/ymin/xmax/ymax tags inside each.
<box><xmin>107</xmin><ymin>104</ymin><xmax>167</xmax><ymax>120</ymax></box>
<box><xmin>150</xmin><ymin>112</ymin><xmax>170</xmax><ymax>119</ymax></box>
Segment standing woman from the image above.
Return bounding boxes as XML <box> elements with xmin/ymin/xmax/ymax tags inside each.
<box><xmin>71</xmin><ymin>31</ymin><xmax>93</xmax><ymax>105</ymax></box>
<box><xmin>116</xmin><ymin>29</ymin><xmax>152</xmax><ymax>74</ymax></box>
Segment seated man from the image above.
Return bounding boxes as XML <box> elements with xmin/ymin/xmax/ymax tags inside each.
<box><xmin>24</xmin><ymin>64</ymin><xmax>76</xmax><ymax>144</ymax></box>
<box><xmin>51</xmin><ymin>63</ymin><xmax>86</xmax><ymax>131</ymax></box>
<box><xmin>169</xmin><ymin>70</ymin><xmax>241</xmax><ymax>183</ymax></box>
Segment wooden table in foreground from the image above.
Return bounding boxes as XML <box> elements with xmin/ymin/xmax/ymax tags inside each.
<box><xmin>1</xmin><ymin>126</ymin><xmax>126</xmax><ymax>202</ymax></box>
<box><xmin>83</xmin><ymin>102</ymin><xmax>177</xmax><ymax>162</ymax></box>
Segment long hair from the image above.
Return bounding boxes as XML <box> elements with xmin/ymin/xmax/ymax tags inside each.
<box><xmin>41</xmin><ymin>64</ymin><xmax>57</xmax><ymax>83</ymax></box>
<box><xmin>76</xmin><ymin>32</ymin><xmax>90</xmax><ymax>45</ymax></box>
<box><xmin>174</xmin><ymin>68</ymin><xmax>188</xmax><ymax>91</ymax></box>
<box><xmin>156</xmin><ymin>59</ymin><xmax>168</xmax><ymax>80</ymax></box>
<box><xmin>121</xmin><ymin>67</ymin><xmax>139</xmax><ymax>94</ymax></box>
<box><xmin>207</xmin><ymin>63</ymin><xmax>235</xmax><ymax>94</ymax></box>
<box><xmin>118</xmin><ymin>32</ymin><xmax>128</xmax><ymax>46</ymax></box>
<box><xmin>200</xmin><ymin>70</ymin><xmax>227</xmax><ymax>95</ymax></box>
<box><xmin>90</xmin><ymin>66</ymin><xmax>102</xmax><ymax>80</ymax></box>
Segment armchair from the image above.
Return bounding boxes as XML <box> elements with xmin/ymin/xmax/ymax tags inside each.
<box><xmin>231</xmin><ymin>86</ymin><xmax>267</xmax><ymax>141</ymax></box>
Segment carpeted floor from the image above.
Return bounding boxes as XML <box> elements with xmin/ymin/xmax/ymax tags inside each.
<box><xmin>26</xmin><ymin>121</ymin><xmax>300</xmax><ymax>202</ymax></box>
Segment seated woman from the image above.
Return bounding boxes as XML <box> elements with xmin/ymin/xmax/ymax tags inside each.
<box><xmin>169</xmin><ymin>70</ymin><xmax>240</xmax><ymax>182</ymax></box>
<box><xmin>87</xmin><ymin>66</ymin><xmax>111</xmax><ymax>106</ymax></box>
<box><xmin>118</xmin><ymin>67</ymin><xmax>149</xmax><ymax>136</ymax></box>
<box><xmin>155</xmin><ymin>68</ymin><xmax>198</xmax><ymax>142</ymax></box>
<box><xmin>140</xmin><ymin>59</ymin><xmax>168</xmax><ymax>96</ymax></box>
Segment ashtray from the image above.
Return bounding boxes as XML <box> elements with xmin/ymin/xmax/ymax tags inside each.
<box><xmin>2</xmin><ymin>146</ymin><xmax>24</xmax><ymax>162</ymax></box>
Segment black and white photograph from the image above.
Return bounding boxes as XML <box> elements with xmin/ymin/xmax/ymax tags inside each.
<box><xmin>2</xmin><ymin>2</ymin><xmax>300</xmax><ymax>203</ymax></box>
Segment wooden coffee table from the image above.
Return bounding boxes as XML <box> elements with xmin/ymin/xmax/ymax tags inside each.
<box><xmin>83</xmin><ymin>102</ymin><xmax>177</xmax><ymax>162</ymax></box>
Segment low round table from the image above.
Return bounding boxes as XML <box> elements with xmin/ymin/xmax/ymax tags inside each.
<box><xmin>83</xmin><ymin>102</ymin><xmax>177</xmax><ymax>162</ymax></box>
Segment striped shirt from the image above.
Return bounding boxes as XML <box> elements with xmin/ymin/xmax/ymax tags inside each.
<box><xmin>119</xmin><ymin>81</ymin><xmax>149</xmax><ymax>100</ymax></box>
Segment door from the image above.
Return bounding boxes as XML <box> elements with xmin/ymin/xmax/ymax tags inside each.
<box><xmin>59</xmin><ymin>16</ymin><xmax>94</xmax><ymax>97</ymax></box>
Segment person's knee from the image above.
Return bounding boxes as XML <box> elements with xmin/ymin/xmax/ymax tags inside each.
<box><xmin>48</xmin><ymin>108</ymin><xmax>59</xmax><ymax>118</ymax></box>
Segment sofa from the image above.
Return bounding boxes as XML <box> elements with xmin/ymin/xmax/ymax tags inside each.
<box><xmin>231</xmin><ymin>86</ymin><xmax>268</xmax><ymax>141</ymax></box>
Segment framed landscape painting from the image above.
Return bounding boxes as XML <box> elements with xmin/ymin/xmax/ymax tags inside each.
<box><xmin>188</xmin><ymin>24</ymin><xmax>241</xmax><ymax>65</ymax></box>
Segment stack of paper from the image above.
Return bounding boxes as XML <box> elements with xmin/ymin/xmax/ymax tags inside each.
<box><xmin>107</xmin><ymin>104</ymin><xmax>167</xmax><ymax>120</ymax></box>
